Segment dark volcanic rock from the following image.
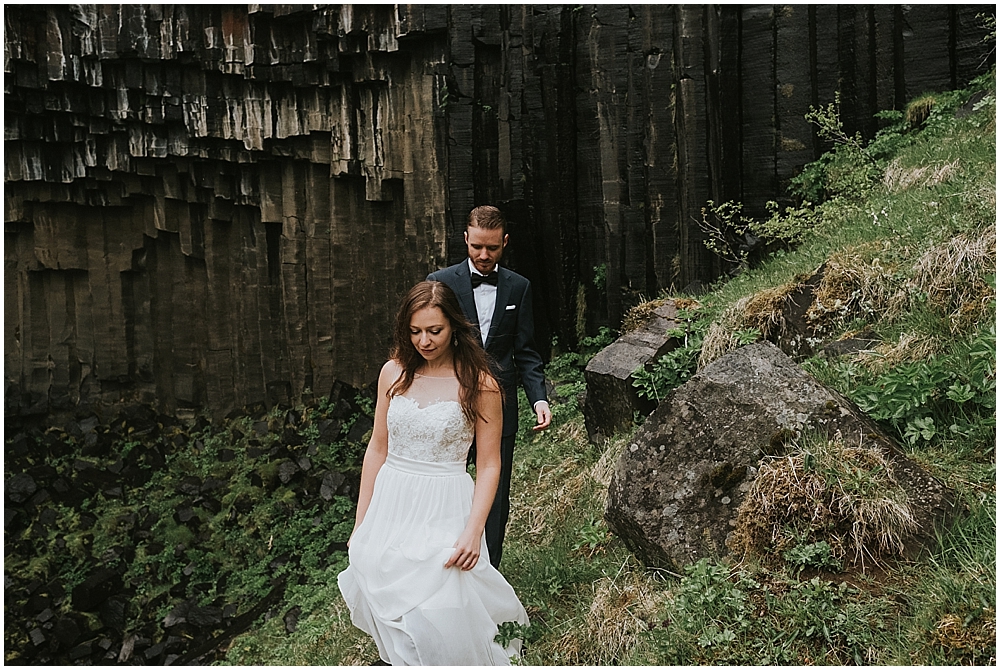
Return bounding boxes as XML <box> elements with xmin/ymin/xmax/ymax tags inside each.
<box><xmin>71</xmin><ymin>567</ymin><xmax>121</xmax><ymax>611</ymax></box>
<box><xmin>606</xmin><ymin>342</ymin><xmax>958</xmax><ymax>570</ymax></box>
<box><xmin>284</xmin><ymin>605</ymin><xmax>302</xmax><ymax>633</ymax></box>
<box><xmin>179</xmin><ymin>476</ymin><xmax>203</xmax><ymax>496</ymax></box>
<box><xmin>99</xmin><ymin>595</ymin><xmax>129</xmax><ymax>633</ymax></box>
<box><xmin>584</xmin><ymin>301</ymin><xmax>684</xmax><ymax>442</ymax></box>
<box><xmin>163</xmin><ymin>601</ymin><xmax>191</xmax><ymax>628</ymax></box>
<box><xmin>278</xmin><ymin>460</ymin><xmax>300</xmax><ymax>484</ymax></box>
<box><xmin>7</xmin><ymin>473</ymin><xmax>38</xmax><ymax>503</ymax></box>
<box><xmin>52</xmin><ymin>616</ymin><xmax>83</xmax><ymax>649</ymax></box>
<box><xmin>320</xmin><ymin>471</ymin><xmax>346</xmax><ymax>501</ymax></box>
<box><xmin>187</xmin><ymin>605</ymin><xmax>223</xmax><ymax>629</ymax></box>
<box><xmin>69</xmin><ymin>640</ymin><xmax>93</xmax><ymax>660</ymax></box>
<box><xmin>820</xmin><ymin>329</ymin><xmax>882</xmax><ymax>358</ymax></box>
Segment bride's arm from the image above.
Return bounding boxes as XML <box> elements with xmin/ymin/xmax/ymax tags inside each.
<box><xmin>445</xmin><ymin>375</ymin><xmax>503</xmax><ymax>570</ymax></box>
<box><xmin>349</xmin><ymin>360</ymin><xmax>396</xmax><ymax>545</ymax></box>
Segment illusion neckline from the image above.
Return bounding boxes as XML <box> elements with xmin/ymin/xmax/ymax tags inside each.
<box><xmin>414</xmin><ymin>372</ymin><xmax>457</xmax><ymax>380</ymax></box>
<box><xmin>393</xmin><ymin>395</ymin><xmax>461</xmax><ymax>410</ymax></box>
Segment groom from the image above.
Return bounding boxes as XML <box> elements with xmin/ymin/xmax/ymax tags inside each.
<box><xmin>428</xmin><ymin>205</ymin><xmax>551</xmax><ymax>569</ymax></box>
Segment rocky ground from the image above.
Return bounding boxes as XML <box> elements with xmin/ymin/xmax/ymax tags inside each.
<box><xmin>4</xmin><ymin>390</ymin><xmax>368</xmax><ymax>665</ymax></box>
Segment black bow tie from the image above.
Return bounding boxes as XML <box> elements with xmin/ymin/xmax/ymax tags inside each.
<box><xmin>471</xmin><ymin>271</ymin><xmax>498</xmax><ymax>288</ymax></box>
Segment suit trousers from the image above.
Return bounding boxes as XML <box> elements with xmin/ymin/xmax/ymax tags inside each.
<box><xmin>467</xmin><ymin>429</ymin><xmax>516</xmax><ymax>569</ymax></box>
<box><xmin>485</xmin><ymin>431</ymin><xmax>516</xmax><ymax>569</ymax></box>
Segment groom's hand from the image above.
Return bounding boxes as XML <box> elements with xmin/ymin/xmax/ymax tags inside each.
<box><xmin>532</xmin><ymin>401</ymin><xmax>551</xmax><ymax>431</ymax></box>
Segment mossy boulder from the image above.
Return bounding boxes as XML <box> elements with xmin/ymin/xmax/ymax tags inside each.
<box><xmin>605</xmin><ymin>341</ymin><xmax>957</xmax><ymax>571</ymax></box>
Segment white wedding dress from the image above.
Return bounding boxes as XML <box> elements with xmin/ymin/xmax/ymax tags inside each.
<box><xmin>338</xmin><ymin>374</ymin><xmax>528</xmax><ymax>666</ymax></box>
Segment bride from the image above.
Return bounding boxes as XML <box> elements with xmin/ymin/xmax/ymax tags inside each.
<box><xmin>338</xmin><ymin>281</ymin><xmax>529</xmax><ymax>666</ymax></box>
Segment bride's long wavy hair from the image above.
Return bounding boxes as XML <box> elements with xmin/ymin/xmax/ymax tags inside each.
<box><xmin>388</xmin><ymin>281</ymin><xmax>502</xmax><ymax>424</ymax></box>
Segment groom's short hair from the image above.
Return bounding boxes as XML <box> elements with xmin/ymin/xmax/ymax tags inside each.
<box><xmin>467</xmin><ymin>205</ymin><xmax>506</xmax><ymax>234</ymax></box>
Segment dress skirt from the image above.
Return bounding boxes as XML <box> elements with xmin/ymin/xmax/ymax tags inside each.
<box><xmin>338</xmin><ymin>452</ymin><xmax>528</xmax><ymax>666</ymax></box>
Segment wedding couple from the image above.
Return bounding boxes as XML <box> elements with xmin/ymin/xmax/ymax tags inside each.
<box><xmin>338</xmin><ymin>206</ymin><xmax>551</xmax><ymax>665</ymax></box>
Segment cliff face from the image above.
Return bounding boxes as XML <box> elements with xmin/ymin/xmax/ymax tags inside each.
<box><xmin>4</xmin><ymin>5</ymin><xmax>993</xmax><ymax>418</ymax></box>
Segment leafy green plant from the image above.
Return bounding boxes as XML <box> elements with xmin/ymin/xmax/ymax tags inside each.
<box><xmin>494</xmin><ymin>620</ymin><xmax>535</xmax><ymax>647</ymax></box>
<box><xmin>632</xmin><ymin>308</ymin><xmax>708</xmax><ymax>402</ymax></box>
<box><xmin>572</xmin><ymin>514</ymin><xmax>609</xmax><ymax>553</ymax></box>
<box><xmin>699</xmin><ymin>199</ymin><xmax>819</xmax><ymax>265</ymax></box>
<box><xmin>777</xmin><ymin>578</ymin><xmax>875</xmax><ymax>660</ymax></box>
<box><xmin>784</xmin><ymin>540</ymin><xmax>842</xmax><ymax>574</ymax></box>
<box><xmin>593</xmin><ymin>263</ymin><xmax>607</xmax><ymax>290</ymax></box>
<box><xmin>579</xmin><ymin>326</ymin><xmax>615</xmax><ymax>356</ymax></box>
<box><xmin>849</xmin><ymin>320</ymin><xmax>996</xmax><ymax>451</ymax></box>
<box><xmin>650</xmin><ymin>559</ymin><xmax>754</xmax><ymax>662</ymax></box>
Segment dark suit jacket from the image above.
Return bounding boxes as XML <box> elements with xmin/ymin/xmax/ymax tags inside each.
<box><xmin>428</xmin><ymin>262</ymin><xmax>547</xmax><ymax>436</ymax></box>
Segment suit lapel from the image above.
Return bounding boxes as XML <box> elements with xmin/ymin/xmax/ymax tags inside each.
<box><xmin>452</xmin><ymin>263</ymin><xmax>480</xmax><ymax>330</ymax></box>
<box><xmin>485</xmin><ymin>267</ymin><xmax>513</xmax><ymax>351</ymax></box>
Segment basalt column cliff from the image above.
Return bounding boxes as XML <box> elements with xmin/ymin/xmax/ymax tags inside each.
<box><xmin>4</xmin><ymin>5</ymin><xmax>993</xmax><ymax>418</ymax></box>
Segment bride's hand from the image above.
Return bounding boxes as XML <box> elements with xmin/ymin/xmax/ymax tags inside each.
<box><xmin>445</xmin><ymin>530</ymin><xmax>482</xmax><ymax>570</ymax></box>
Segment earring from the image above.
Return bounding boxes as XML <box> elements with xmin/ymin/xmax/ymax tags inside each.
<box><xmin>453</xmin><ymin>334</ymin><xmax>459</xmax><ymax>347</ymax></box>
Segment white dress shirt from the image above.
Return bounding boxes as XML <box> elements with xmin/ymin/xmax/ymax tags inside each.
<box><xmin>469</xmin><ymin>259</ymin><xmax>497</xmax><ymax>346</ymax></box>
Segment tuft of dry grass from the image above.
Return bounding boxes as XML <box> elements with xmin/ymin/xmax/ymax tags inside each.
<box><xmin>589</xmin><ymin>432</ymin><xmax>629</xmax><ymax>489</ymax></box>
<box><xmin>909</xmin><ymin>223</ymin><xmax>996</xmax><ymax>332</ymax></box>
<box><xmin>807</xmin><ymin>247</ymin><xmax>903</xmax><ymax>334</ymax></box>
<box><xmin>729</xmin><ymin>439</ymin><xmax>917</xmax><ymax>567</ymax></box>
<box><xmin>856</xmin><ymin>333</ymin><xmax>944</xmax><ymax>373</ymax></box>
<box><xmin>578</xmin><ymin>566</ymin><xmax>668</xmax><ymax>664</ymax></box>
<box><xmin>508</xmin><ymin>420</ymin><xmax>594</xmax><ymax>543</ymax></box>
<box><xmin>739</xmin><ymin>282</ymin><xmax>799</xmax><ymax>338</ymax></box>
<box><xmin>621</xmin><ymin>296</ymin><xmax>700</xmax><ymax>334</ymax></box>
<box><xmin>622</xmin><ymin>298</ymin><xmax>668</xmax><ymax>334</ymax></box>
<box><xmin>528</xmin><ymin>557</ymin><xmax>669</xmax><ymax>666</ymax></box>
<box><xmin>698</xmin><ymin>279</ymin><xmax>806</xmax><ymax>368</ymax></box>
<box><xmin>884</xmin><ymin>158</ymin><xmax>960</xmax><ymax>192</ymax></box>
<box><xmin>930</xmin><ymin>610</ymin><xmax>997</xmax><ymax>664</ymax></box>
<box><xmin>698</xmin><ymin>314</ymin><xmax>745</xmax><ymax>369</ymax></box>
<box><xmin>905</xmin><ymin>95</ymin><xmax>937</xmax><ymax>128</ymax></box>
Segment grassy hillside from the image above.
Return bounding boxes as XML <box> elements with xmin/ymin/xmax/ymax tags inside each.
<box><xmin>222</xmin><ymin>70</ymin><xmax>995</xmax><ymax>665</ymax></box>
<box><xmin>11</xmin><ymin>60</ymin><xmax>984</xmax><ymax>668</ymax></box>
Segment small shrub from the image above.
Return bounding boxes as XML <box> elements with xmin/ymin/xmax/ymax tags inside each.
<box><xmin>699</xmin><ymin>199</ymin><xmax>819</xmax><ymax>266</ymax></box>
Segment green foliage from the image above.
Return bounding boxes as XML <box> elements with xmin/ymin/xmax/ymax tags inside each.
<box><xmin>672</xmin><ymin>559</ymin><xmax>752</xmax><ymax>642</ymax></box>
<box><xmin>783</xmin><ymin>540</ymin><xmax>842</xmax><ymax>574</ymax></box>
<box><xmin>592</xmin><ymin>263</ymin><xmax>607</xmax><ymax>290</ymax></box>
<box><xmin>791</xmin><ymin>92</ymin><xmax>920</xmax><ymax>202</ymax></box>
<box><xmin>699</xmin><ymin>199</ymin><xmax>820</xmax><ymax>265</ymax></box>
<box><xmin>494</xmin><ymin>621</ymin><xmax>535</xmax><ymax>647</ymax></box>
<box><xmin>5</xmin><ymin>389</ymin><xmax>373</xmax><ymax>660</ymax></box>
<box><xmin>980</xmin><ymin>12</ymin><xmax>997</xmax><ymax>43</ymax></box>
<box><xmin>632</xmin><ymin>308</ymin><xmax>708</xmax><ymax>402</ymax></box>
<box><xmin>571</xmin><ymin>514</ymin><xmax>610</xmax><ymax>553</ymax></box>
<box><xmin>884</xmin><ymin>498</ymin><xmax>996</xmax><ymax>664</ymax></box>
<box><xmin>579</xmin><ymin>326</ymin><xmax>616</xmax><ymax>356</ymax></box>
<box><xmin>847</xmin><ymin>320</ymin><xmax>996</xmax><ymax>452</ymax></box>
<box><xmin>651</xmin><ymin>560</ymin><xmax>886</xmax><ymax>665</ymax></box>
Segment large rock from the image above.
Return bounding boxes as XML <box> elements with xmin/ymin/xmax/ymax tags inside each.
<box><xmin>584</xmin><ymin>301</ymin><xmax>683</xmax><ymax>442</ymax></box>
<box><xmin>605</xmin><ymin>341</ymin><xmax>957</xmax><ymax>570</ymax></box>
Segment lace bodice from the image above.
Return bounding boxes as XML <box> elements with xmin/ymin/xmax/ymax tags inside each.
<box><xmin>386</xmin><ymin>375</ymin><xmax>474</xmax><ymax>463</ymax></box>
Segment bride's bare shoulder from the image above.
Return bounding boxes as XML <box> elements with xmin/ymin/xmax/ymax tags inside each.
<box><xmin>477</xmin><ymin>371</ymin><xmax>500</xmax><ymax>394</ymax></box>
<box><xmin>379</xmin><ymin>359</ymin><xmax>405</xmax><ymax>384</ymax></box>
